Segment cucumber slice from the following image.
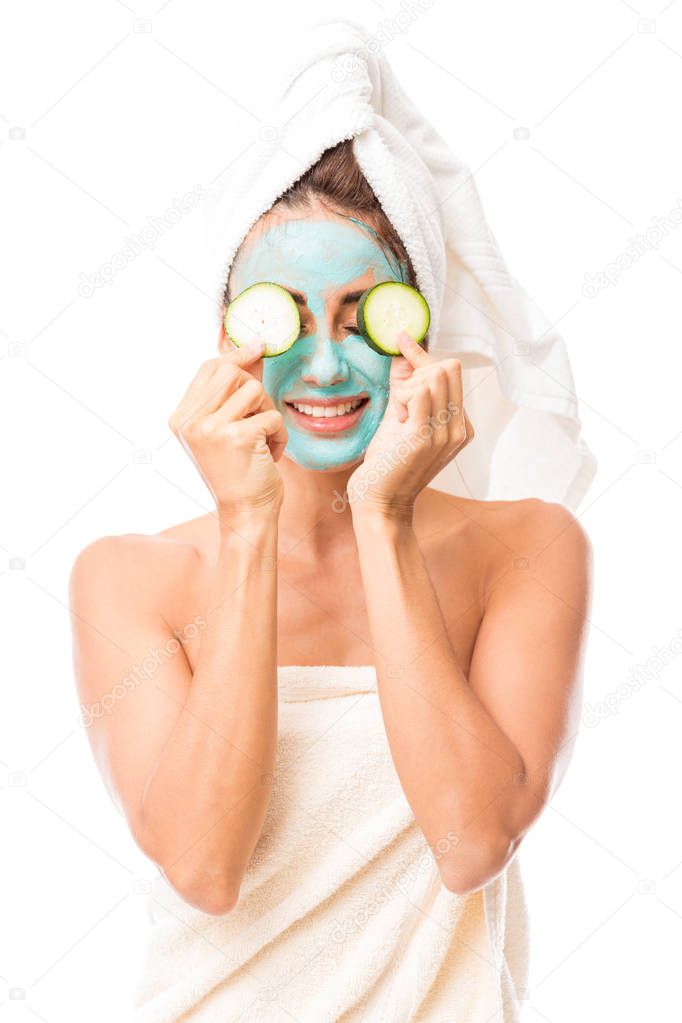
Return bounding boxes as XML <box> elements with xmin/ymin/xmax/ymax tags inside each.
<box><xmin>224</xmin><ymin>282</ymin><xmax>300</xmax><ymax>358</ymax></box>
<box><xmin>356</xmin><ymin>282</ymin><xmax>430</xmax><ymax>356</ymax></box>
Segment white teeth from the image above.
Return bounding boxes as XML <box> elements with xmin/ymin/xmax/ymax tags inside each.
<box><xmin>291</xmin><ymin>398</ymin><xmax>364</xmax><ymax>417</ymax></box>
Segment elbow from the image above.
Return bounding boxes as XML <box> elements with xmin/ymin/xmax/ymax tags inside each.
<box><xmin>134</xmin><ymin>822</ymin><xmax>241</xmax><ymax>916</ymax></box>
<box><xmin>162</xmin><ymin>862</ymin><xmax>241</xmax><ymax>916</ymax></box>
<box><xmin>179</xmin><ymin>883</ymin><xmax>240</xmax><ymax>917</ymax></box>
<box><xmin>438</xmin><ymin>830</ymin><xmax>521</xmax><ymax>896</ymax></box>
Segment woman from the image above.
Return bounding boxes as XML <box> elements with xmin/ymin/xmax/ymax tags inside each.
<box><xmin>70</xmin><ymin>139</ymin><xmax>591</xmax><ymax>1021</ymax></box>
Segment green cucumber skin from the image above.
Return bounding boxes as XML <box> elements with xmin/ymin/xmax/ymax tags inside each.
<box><xmin>356</xmin><ymin>283</ymin><xmax>429</xmax><ymax>356</ymax></box>
<box><xmin>356</xmin><ymin>290</ymin><xmax>384</xmax><ymax>355</ymax></box>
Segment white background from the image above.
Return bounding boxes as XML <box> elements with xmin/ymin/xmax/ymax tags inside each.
<box><xmin>2</xmin><ymin>0</ymin><xmax>682</xmax><ymax>1020</ymax></box>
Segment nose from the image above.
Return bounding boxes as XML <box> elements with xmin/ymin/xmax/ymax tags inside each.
<box><xmin>300</xmin><ymin>329</ymin><xmax>350</xmax><ymax>389</ymax></box>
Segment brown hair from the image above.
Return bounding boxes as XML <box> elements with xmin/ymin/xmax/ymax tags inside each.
<box><xmin>223</xmin><ymin>138</ymin><xmax>417</xmax><ymax>307</ymax></box>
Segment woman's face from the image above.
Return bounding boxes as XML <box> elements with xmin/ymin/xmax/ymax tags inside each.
<box><xmin>226</xmin><ymin>212</ymin><xmax>407</xmax><ymax>471</ymax></box>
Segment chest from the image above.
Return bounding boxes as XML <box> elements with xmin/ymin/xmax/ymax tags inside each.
<box><xmin>176</xmin><ymin>527</ymin><xmax>485</xmax><ymax>675</ymax></box>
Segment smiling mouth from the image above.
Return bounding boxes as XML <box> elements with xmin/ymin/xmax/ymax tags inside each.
<box><xmin>283</xmin><ymin>395</ymin><xmax>370</xmax><ymax>418</ymax></box>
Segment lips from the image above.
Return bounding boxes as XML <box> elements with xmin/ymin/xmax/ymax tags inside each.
<box><xmin>283</xmin><ymin>393</ymin><xmax>370</xmax><ymax>433</ymax></box>
<box><xmin>283</xmin><ymin>392</ymin><xmax>369</xmax><ymax>407</ymax></box>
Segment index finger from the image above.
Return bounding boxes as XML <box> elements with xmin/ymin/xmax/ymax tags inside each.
<box><xmin>173</xmin><ymin>344</ymin><xmax>267</xmax><ymax>429</ymax></box>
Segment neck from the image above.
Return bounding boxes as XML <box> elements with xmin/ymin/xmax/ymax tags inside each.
<box><xmin>277</xmin><ymin>454</ymin><xmax>358</xmax><ymax>558</ymax></box>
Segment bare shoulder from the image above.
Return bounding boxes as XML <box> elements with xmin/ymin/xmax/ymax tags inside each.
<box><xmin>425</xmin><ymin>487</ymin><xmax>589</xmax><ymax>547</ymax></box>
<box><xmin>69</xmin><ymin>514</ymin><xmax>210</xmax><ymax>611</ymax></box>
<box><xmin>422</xmin><ymin>487</ymin><xmax>592</xmax><ymax>588</ymax></box>
<box><xmin>479</xmin><ymin>496</ymin><xmax>592</xmax><ymax>613</ymax></box>
<box><xmin>481</xmin><ymin>495</ymin><xmax>590</xmax><ymax>554</ymax></box>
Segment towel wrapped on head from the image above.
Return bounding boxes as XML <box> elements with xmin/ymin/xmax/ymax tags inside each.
<box><xmin>204</xmin><ymin>15</ymin><xmax>596</xmax><ymax>510</ymax></box>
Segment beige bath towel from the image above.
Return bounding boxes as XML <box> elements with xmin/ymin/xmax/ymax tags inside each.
<box><xmin>132</xmin><ymin>665</ymin><xmax>529</xmax><ymax>1021</ymax></box>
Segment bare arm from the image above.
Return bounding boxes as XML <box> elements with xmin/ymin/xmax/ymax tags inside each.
<box><xmin>70</xmin><ymin>518</ymin><xmax>278</xmax><ymax>914</ymax></box>
<box><xmin>351</xmin><ymin>499</ymin><xmax>592</xmax><ymax>895</ymax></box>
<box><xmin>70</xmin><ymin>344</ymin><xmax>288</xmax><ymax>915</ymax></box>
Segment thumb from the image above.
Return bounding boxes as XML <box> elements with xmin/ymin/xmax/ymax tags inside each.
<box><xmin>228</xmin><ymin>340</ymin><xmax>266</xmax><ymax>381</ymax></box>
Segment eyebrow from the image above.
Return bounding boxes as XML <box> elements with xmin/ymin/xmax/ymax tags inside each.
<box><xmin>281</xmin><ymin>287</ymin><xmax>307</xmax><ymax>307</ymax></box>
<box><xmin>279</xmin><ymin>286</ymin><xmax>365</xmax><ymax>307</ymax></box>
<box><xmin>339</xmin><ymin>290</ymin><xmax>365</xmax><ymax>305</ymax></box>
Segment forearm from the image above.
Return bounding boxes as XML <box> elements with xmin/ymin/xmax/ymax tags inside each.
<box><xmin>139</xmin><ymin>514</ymin><xmax>279</xmax><ymax>910</ymax></box>
<box><xmin>353</xmin><ymin>511</ymin><xmax>531</xmax><ymax>892</ymax></box>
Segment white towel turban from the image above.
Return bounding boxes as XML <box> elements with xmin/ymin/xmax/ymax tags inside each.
<box><xmin>203</xmin><ymin>15</ymin><xmax>597</xmax><ymax>512</ymax></box>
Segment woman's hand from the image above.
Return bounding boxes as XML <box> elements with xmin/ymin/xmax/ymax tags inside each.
<box><xmin>347</xmin><ymin>331</ymin><xmax>474</xmax><ymax>521</ymax></box>
<box><xmin>168</xmin><ymin>342</ymin><xmax>289</xmax><ymax>527</ymax></box>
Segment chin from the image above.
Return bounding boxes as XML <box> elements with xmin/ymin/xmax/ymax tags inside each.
<box><xmin>283</xmin><ymin>449</ymin><xmax>365</xmax><ymax>473</ymax></box>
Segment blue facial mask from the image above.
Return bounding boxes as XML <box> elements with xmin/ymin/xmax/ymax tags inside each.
<box><xmin>229</xmin><ymin>216</ymin><xmax>409</xmax><ymax>471</ymax></box>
